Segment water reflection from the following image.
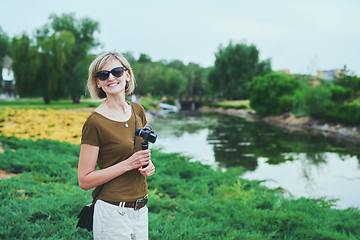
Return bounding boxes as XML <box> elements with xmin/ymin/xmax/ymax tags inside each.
<box><xmin>150</xmin><ymin>112</ymin><xmax>360</xmax><ymax>209</ymax></box>
<box><xmin>206</xmin><ymin>114</ymin><xmax>360</xmax><ymax>170</ymax></box>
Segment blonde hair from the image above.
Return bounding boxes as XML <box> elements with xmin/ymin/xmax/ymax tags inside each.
<box><xmin>87</xmin><ymin>52</ymin><xmax>135</xmax><ymax>99</ymax></box>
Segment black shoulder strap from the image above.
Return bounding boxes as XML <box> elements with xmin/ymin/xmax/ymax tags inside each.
<box><xmin>131</xmin><ymin>102</ymin><xmax>137</xmax><ymax>154</ymax></box>
<box><xmin>92</xmin><ymin>102</ymin><xmax>138</xmax><ymax>204</ymax></box>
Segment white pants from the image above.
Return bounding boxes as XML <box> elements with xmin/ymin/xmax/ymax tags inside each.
<box><xmin>93</xmin><ymin>200</ymin><xmax>148</xmax><ymax>240</ymax></box>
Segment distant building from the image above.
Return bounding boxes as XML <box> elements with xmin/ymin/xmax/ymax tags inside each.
<box><xmin>2</xmin><ymin>56</ymin><xmax>15</xmax><ymax>99</ymax></box>
<box><xmin>276</xmin><ymin>69</ymin><xmax>291</xmax><ymax>74</ymax></box>
<box><xmin>317</xmin><ymin>69</ymin><xmax>343</xmax><ymax>80</ymax></box>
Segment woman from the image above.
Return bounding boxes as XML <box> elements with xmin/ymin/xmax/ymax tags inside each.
<box><xmin>78</xmin><ymin>52</ymin><xmax>155</xmax><ymax>239</ymax></box>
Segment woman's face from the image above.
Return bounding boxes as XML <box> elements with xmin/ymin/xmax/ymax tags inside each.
<box><xmin>96</xmin><ymin>59</ymin><xmax>130</xmax><ymax>96</ymax></box>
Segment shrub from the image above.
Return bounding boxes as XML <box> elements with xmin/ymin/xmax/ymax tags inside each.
<box><xmin>293</xmin><ymin>85</ymin><xmax>332</xmax><ymax>118</ymax></box>
<box><xmin>248</xmin><ymin>72</ymin><xmax>300</xmax><ymax>116</ymax></box>
<box><xmin>322</xmin><ymin>103</ymin><xmax>360</xmax><ymax>125</ymax></box>
<box><xmin>329</xmin><ymin>85</ymin><xmax>353</xmax><ymax>102</ymax></box>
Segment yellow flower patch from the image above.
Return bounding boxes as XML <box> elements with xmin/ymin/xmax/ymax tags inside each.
<box><xmin>0</xmin><ymin>108</ymin><xmax>92</xmax><ymax>144</ymax></box>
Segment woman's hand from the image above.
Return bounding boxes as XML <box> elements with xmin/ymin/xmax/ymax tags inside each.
<box><xmin>138</xmin><ymin>159</ymin><xmax>155</xmax><ymax>176</ymax></box>
<box><xmin>125</xmin><ymin>149</ymin><xmax>151</xmax><ymax>171</ymax></box>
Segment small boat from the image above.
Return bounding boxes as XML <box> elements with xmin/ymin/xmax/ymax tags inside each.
<box><xmin>158</xmin><ymin>103</ymin><xmax>177</xmax><ymax>113</ymax></box>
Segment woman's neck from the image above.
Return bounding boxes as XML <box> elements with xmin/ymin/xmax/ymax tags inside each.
<box><xmin>104</xmin><ymin>96</ymin><xmax>127</xmax><ymax>113</ymax></box>
<box><xmin>95</xmin><ymin>93</ymin><xmax>131</xmax><ymax>122</ymax></box>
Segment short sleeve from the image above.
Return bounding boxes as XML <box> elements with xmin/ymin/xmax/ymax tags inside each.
<box><xmin>81</xmin><ymin>114</ymin><xmax>100</xmax><ymax>146</ymax></box>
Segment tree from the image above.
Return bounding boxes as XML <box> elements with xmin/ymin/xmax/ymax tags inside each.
<box><xmin>167</xmin><ymin>60</ymin><xmax>208</xmax><ymax>96</ymax></box>
<box><xmin>123</xmin><ymin>51</ymin><xmax>136</xmax><ymax>66</ymax></box>
<box><xmin>208</xmin><ymin>41</ymin><xmax>272</xmax><ymax>99</ymax></box>
<box><xmin>0</xmin><ymin>27</ymin><xmax>10</xmax><ymax>90</ymax></box>
<box><xmin>11</xmin><ymin>34</ymin><xmax>40</xmax><ymax>98</ymax></box>
<box><xmin>11</xmin><ymin>14</ymin><xmax>99</xmax><ymax>104</ymax></box>
<box><xmin>35</xmin><ymin>28</ymin><xmax>76</xmax><ymax>103</ymax></box>
<box><xmin>138</xmin><ymin>53</ymin><xmax>152</xmax><ymax>63</ymax></box>
<box><xmin>48</xmin><ymin>13</ymin><xmax>100</xmax><ymax>103</ymax></box>
<box><xmin>12</xmin><ymin>30</ymin><xmax>75</xmax><ymax>103</ymax></box>
<box><xmin>133</xmin><ymin>61</ymin><xmax>187</xmax><ymax>97</ymax></box>
<box><xmin>334</xmin><ymin>66</ymin><xmax>360</xmax><ymax>99</ymax></box>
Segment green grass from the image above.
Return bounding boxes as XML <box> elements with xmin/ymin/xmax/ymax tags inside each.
<box><xmin>0</xmin><ymin>97</ymin><xmax>161</xmax><ymax>112</ymax></box>
<box><xmin>0</xmin><ymin>99</ymin><xmax>102</xmax><ymax>111</ymax></box>
<box><xmin>0</xmin><ymin>136</ymin><xmax>359</xmax><ymax>239</ymax></box>
<box><xmin>204</xmin><ymin>100</ymin><xmax>251</xmax><ymax>110</ymax></box>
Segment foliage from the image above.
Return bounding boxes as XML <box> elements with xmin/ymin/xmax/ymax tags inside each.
<box><xmin>322</xmin><ymin>103</ymin><xmax>360</xmax><ymax>125</ymax></box>
<box><xmin>48</xmin><ymin>13</ymin><xmax>100</xmax><ymax>103</ymax></box>
<box><xmin>167</xmin><ymin>60</ymin><xmax>209</xmax><ymax>96</ymax></box>
<box><xmin>0</xmin><ymin>26</ymin><xmax>10</xmax><ymax>59</ymax></box>
<box><xmin>11</xmin><ymin>35</ymin><xmax>40</xmax><ymax>98</ymax></box>
<box><xmin>248</xmin><ymin>72</ymin><xmax>300</xmax><ymax>116</ymax></box>
<box><xmin>334</xmin><ymin>74</ymin><xmax>360</xmax><ymax>99</ymax></box>
<box><xmin>133</xmin><ymin>61</ymin><xmax>187</xmax><ymax>97</ymax></box>
<box><xmin>208</xmin><ymin>41</ymin><xmax>272</xmax><ymax>100</ymax></box>
<box><xmin>328</xmin><ymin>85</ymin><xmax>353</xmax><ymax>102</ymax></box>
<box><xmin>132</xmin><ymin>55</ymin><xmax>210</xmax><ymax>98</ymax></box>
<box><xmin>11</xmin><ymin>30</ymin><xmax>75</xmax><ymax>103</ymax></box>
<box><xmin>292</xmin><ymin>85</ymin><xmax>333</xmax><ymax>118</ymax></box>
<box><xmin>10</xmin><ymin>13</ymin><xmax>99</xmax><ymax>104</ymax></box>
<box><xmin>0</xmin><ymin>136</ymin><xmax>359</xmax><ymax>239</ymax></box>
<box><xmin>0</xmin><ymin>26</ymin><xmax>10</xmax><ymax>87</ymax></box>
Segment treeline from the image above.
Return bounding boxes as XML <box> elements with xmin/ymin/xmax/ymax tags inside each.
<box><xmin>1</xmin><ymin>13</ymin><xmax>359</xmax><ymax>125</ymax></box>
<box><xmin>0</xmin><ymin>13</ymin><xmax>99</xmax><ymax>104</ymax></box>
<box><xmin>0</xmin><ymin>13</ymin><xmax>271</xmax><ymax>103</ymax></box>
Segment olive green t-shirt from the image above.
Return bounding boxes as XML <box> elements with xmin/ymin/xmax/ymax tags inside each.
<box><xmin>81</xmin><ymin>102</ymin><xmax>148</xmax><ymax>202</ymax></box>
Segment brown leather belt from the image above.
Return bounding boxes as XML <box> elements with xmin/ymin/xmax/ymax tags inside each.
<box><xmin>103</xmin><ymin>195</ymin><xmax>148</xmax><ymax>211</ymax></box>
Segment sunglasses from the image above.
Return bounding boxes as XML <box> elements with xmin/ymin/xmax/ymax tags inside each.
<box><xmin>95</xmin><ymin>67</ymin><xmax>128</xmax><ymax>81</ymax></box>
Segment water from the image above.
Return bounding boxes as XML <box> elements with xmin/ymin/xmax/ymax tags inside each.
<box><xmin>149</xmin><ymin>112</ymin><xmax>360</xmax><ymax>209</ymax></box>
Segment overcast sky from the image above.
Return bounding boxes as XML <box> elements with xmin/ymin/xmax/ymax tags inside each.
<box><xmin>1</xmin><ymin>0</ymin><xmax>359</xmax><ymax>75</ymax></box>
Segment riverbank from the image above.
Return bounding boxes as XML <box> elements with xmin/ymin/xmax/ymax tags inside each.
<box><xmin>202</xmin><ymin>106</ymin><xmax>360</xmax><ymax>143</ymax></box>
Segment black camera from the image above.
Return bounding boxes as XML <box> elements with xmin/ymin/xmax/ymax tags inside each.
<box><xmin>135</xmin><ymin>126</ymin><xmax>157</xmax><ymax>168</ymax></box>
<box><xmin>135</xmin><ymin>126</ymin><xmax>157</xmax><ymax>149</ymax></box>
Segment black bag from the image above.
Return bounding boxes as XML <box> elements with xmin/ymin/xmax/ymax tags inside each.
<box><xmin>76</xmin><ymin>103</ymin><xmax>138</xmax><ymax>232</ymax></box>
<box><xmin>76</xmin><ymin>204</ymin><xmax>94</xmax><ymax>232</ymax></box>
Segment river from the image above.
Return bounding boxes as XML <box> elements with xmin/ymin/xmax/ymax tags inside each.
<box><xmin>148</xmin><ymin>111</ymin><xmax>360</xmax><ymax>210</ymax></box>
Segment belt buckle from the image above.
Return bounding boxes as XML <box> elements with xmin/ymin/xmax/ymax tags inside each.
<box><xmin>134</xmin><ymin>199</ymin><xmax>141</xmax><ymax>211</ymax></box>
<box><xmin>134</xmin><ymin>196</ymin><xmax>147</xmax><ymax>211</ymax></box>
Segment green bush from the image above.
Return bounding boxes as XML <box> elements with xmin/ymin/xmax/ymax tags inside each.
<box><xmin>322</xmin><ymin>103</ymin><xmax>360</xmax><ymax>125</ymax></box>
<box><xmin>249</xmin><ymin>72</ymin><xmax>300</xmax><ymax>116</ymax></box>
<box><xmin>329</xmin><ymin>85</ymin><xmax>353</xmax><ymax>102</ymax></box>
<box><xmin>293</xmin><ymin>85</ymin><xmax>333</xmax><ymax>118</ymax></box>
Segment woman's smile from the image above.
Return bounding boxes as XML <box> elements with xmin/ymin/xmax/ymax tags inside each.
<box><xmin>107</xmin><ymin>81</ymin><xmax>120</xmax><ymax>87</ymax></box>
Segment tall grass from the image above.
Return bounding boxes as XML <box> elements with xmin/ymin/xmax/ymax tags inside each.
<box><xmin>0</xmin><ymin>137</ymin><xmax>359</xmax><ymax>239</ymax></box>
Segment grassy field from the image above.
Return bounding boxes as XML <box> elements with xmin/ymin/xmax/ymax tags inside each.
<box><xmin>0</xmin><ymin>100</ymin><xmax>359</xmax><ymax>239</ymax></box>
<box><xmin>0</xmin><ymin>137</ymin><xmax>359</xmax><ymax>239</ymax></box>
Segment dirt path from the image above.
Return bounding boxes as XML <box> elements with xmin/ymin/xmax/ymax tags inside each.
<box><xmin>0</xmin><ymin>144</ymin><xmax>17</xmax><ymax>180</ymax></box>
<box><xmin>0</xmin><ymin>170</ymin><xmax>17</xmax><ymax>180</ymax></box>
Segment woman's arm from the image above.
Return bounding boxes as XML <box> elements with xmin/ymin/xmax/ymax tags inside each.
<box><xmin>78</xmin><ymin>143</ymin><xmax>151</xmax><ymax>190</ymax></box>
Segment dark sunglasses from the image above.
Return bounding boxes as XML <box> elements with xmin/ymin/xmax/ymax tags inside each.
<box><xmin>95</xmin><ymin>67</ymin><xmax>128</xmax><ymax>81</ymax></box>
